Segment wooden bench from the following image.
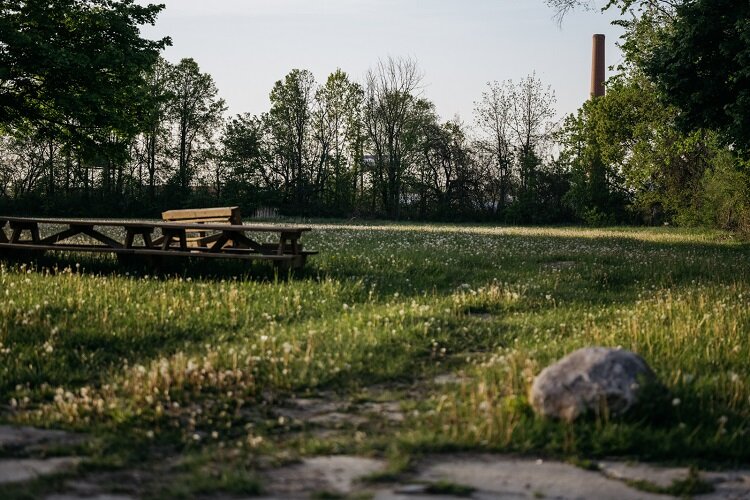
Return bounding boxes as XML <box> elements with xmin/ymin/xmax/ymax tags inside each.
<box><xmin>0</xmin><ymin>216</ymin><xmax>317</xmax><ymax>271</ymax></box>
<box><xmin>159</xmin><ymin>207</ymin><xmax>242</xmax><ymax>248</ymax></box>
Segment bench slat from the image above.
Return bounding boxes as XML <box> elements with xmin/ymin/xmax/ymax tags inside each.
<box><xmin>162</xmin><ymin>207</ymin><xmax>241</xmax><ymax>223</ymax></box>
<box><xmin>165</xmin><ymin>218</ymin><xmax>236</xmax><ymax>225</ymax></box>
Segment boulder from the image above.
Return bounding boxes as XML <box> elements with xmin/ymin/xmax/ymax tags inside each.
<box><xmin>529</xmin><ymin>347</ymin><xmax>658</xmax><ymax>422</ymax></box>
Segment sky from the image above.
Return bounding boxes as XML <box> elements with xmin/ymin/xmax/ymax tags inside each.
<box><xmin>137</xmin><ymin>0</ymin><xmax>624</xmax><ymax>122</ymax></box>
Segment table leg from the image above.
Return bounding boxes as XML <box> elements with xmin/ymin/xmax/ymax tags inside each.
<box><xmin>142</xmin><ymin>231</ymin><xmax>154</xmax><ymax>248</ymax></box>
<box><xmin>161</xmin><ymin>230</ymin><xmax>173</xmax><ymax>250</ymax></box>
<box><xmin>278</xmin><ymin>232</ymin><xmax>300</xmax><ymax>255</ymax></box>
<box><xmin>162</xmin><ymin>229</ymin><xmax>187</xmax><ymax>251</ymax></box>
<box><xmin>10</xmin><ymin>226</ymin><xmax>21</xmax><ymax>243</ymax></box>
<box><xmin>209</xmin><ymin>233</ymin><xmax>231</xmax><ymax>253</ymax></box>
<box><xmin>125</xmin><ymin>228</ymin><xmax>155</xmax><ymax>249</ymax></box>
<box><xmin>40</xmin><ymin>226</ymin><xmax>85</xmax><ymax>245</ymax></box>
<box><xmin>225</xmin><ymin>231</ymin><xmax>264</xmax><ymax>253</ymax></box>
<box><xmin>9</xmin><ymin>222</ymin><xmax>39</xmax><ymax>243</ymax></box>
<box><xmin>79</xmin><ymin>226</ymin><xmax>122</xmax><ymax>249</ymax></box>
<box><xmin>30</xmin><ymin>223</ymin><xmax>40</xmax><ymax>244</ymax></box>
<box><xmin>124</xmin><ymin>229</ymin><xmax>136</xmax><ymax>249</ymax></box>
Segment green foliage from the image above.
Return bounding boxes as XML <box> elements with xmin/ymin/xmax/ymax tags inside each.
<box><xmin>219</xmin><ymin>113</ymin><xmax>275</xmax><ymax>207</ymax></box>
<box><xmin>557</xmin><ymin>87</ymin><xmax>633</xmax><ymax>223</ymax></box>
<box><xmin>155</xmin><ymin>467</ymin><xmax>263</xmax><ymax>498</ymax></box>
<box><xmin>506</xmin><ymin>151</ymin><xmax>572</xmax><ymax>224</ymax></box>
<box><xmin>0</xmin><ymin>0</ymin><xmax>170</xmax><ymax>147</ymax></box>
<box><xmin>269</xmin><ymin>69</ymin><xmax>317</xmax><ymax>206</ymax></box>
<box><xmin>2</xmin><ymin>0</ymin><xmax>748</xmax><ymax>230</ymax></box>
<box><xmin>550</xmin><ymin>0</ymin><xmax>750</xmax><ymax>232</ymax></box>
<box><xmin>674</xmin><ymin>154</ymin><xmax>750</xmax><ymax>233</ymax></box>
<box><xmin>312</xmin><ymin>69</ymin><xmax>364</xmax><ymax>212</ymax></box>
<box><xmin>643</xmin><ymin>0</ymin><xmax>750</xmax><ymax>153</ymax></box>
<box><xmin>166</xmin><ymin>58</ymin><xmax>226</xmax><ymax>195</ymax></box>
<box><xmin>558</xmin><ymin>67</ymin><xmax>750</xmax><ymax>230</ymax></box>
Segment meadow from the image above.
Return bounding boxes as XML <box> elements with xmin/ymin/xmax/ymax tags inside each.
<box><xmin>1</xmin><ymin>221</ymin><xmax>749</xmax><ymax>496</ymax></box>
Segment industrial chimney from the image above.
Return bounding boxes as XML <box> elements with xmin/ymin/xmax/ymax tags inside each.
<box><xmin>591</xmin><ymin>34</ymin><xmax>605</xmax><ymax>97</ymax></box>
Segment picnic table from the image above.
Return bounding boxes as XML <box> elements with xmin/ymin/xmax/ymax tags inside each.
<box><xmin>0</xmin><ymin>216</ymin><xmax>315</xmax><ymax>270</ymax></box>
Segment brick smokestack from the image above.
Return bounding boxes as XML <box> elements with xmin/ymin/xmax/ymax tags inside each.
<box><xmin>591</xmin><ymin>34</ymin><xmax>606</xmax><ymax>97</ymax></box>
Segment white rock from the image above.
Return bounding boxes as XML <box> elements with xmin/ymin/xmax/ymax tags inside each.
<box><xmin>530</xmin><ymin>347</ymin><xmax>658</xmax><ymax>422</ymax></box>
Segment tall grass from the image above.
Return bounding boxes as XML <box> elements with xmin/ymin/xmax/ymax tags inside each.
<box><xmin>0</xmin><ymin>222</ymin><xmax>748</xmax><ymax>468</ymax></box>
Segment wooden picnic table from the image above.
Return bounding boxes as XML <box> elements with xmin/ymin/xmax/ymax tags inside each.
<box><xmin>0</xmin><ymin>216</ymin><xmax>316</xmax><ymax>270</ymax></box>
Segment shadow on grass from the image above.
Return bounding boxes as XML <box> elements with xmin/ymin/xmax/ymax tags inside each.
<box><xmin>315</xmin><ymin>230</ymin><xmax>749</xmax><ymax>302</ymax></box>
<box><xmin>0</xmin><ymin>251</ymin><xmax>320</xmax><ymax>283</ymax></box>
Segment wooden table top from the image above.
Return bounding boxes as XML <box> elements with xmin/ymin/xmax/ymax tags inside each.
<box><xmin>0</xmin><ymin>217</ymin><xmax>311</xmax><ymax>234</ymax></box>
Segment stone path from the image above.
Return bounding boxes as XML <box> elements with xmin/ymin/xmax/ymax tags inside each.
<box><xmin>261</xmin><ymin>454</ymin><xmax>750</xmax><ymax>499</ymax></box>
<box><xmin>0</xmin><ymin>456</ymin><xmax>80</xmax><ymax>484</ymax></box>
<box><xmin>598</xmin><ymin>461</ymin><xmax>750</xmax><ymax>500</ymax></box>
<box><xmin>3</xmin><ymin>421</ymin><xmax>750</xmax><ymax>499</ymax></box>
<box><xmin>263</xmin><ymin>456</ymin><xmax>386</xmax><ymax>498</ymax></box>
<box><xmin>0</xmin><ymin>425</ymin><xmax>85</xmax><ymax>454</ymax></box>
<box><xmin>0</xmin><ymin>425</ymin><xmax>86</xmax><ymax>488</ymax></box>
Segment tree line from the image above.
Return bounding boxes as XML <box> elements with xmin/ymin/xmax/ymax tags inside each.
<box><xmin>2</xmin><ymin>0</ymin><xmax>748</xmax><ymax>229</ymax></box>
<box><xmin>1</xmin><ymin>52</ymin><xmax>565</xmax><ymax>221</ymax></box>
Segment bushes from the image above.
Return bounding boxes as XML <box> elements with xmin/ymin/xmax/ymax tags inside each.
<box><xmin>671</xmin><ymin>155</ymin><xmax>750</xmax><ymax>233</ymax></box>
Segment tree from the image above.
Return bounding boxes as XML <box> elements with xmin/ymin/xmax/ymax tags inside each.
<box><xmin>545</xmin><ymin>0</ymin><xmax>675</xmax><ymax>23</ymax></box>
<box><xmin>548</xmin><ymin>0</ymin><xmax>750</xmax><ymax>228</ymax></box>
<box><xmin>137</xmin><ymin>57</ymin><xmax>173</xmax><ymax>201</ymax></box>
<box><xmin>220</xmin><ymin>113</ymin><xmax>273</xmax><ymax>204</ymax></box>
<box><xmin>167</xmin><ymin>58</ymin><xmax>226</xmax><ymax>196</ymax></box>
<box><xmin>268</xmin><ymin>69</ymin><xmax>316</xmax><ymax>207</ymax></box>
<box><xmin>495</xmin><ymin>74</ymin><xmax>557</xmax><ymax>222</ymax></box>
<box><xmin>0</xmin><ymin>128</ymin><xmax>50</xmax><ymax>198</ymax></box>
<box><xmin>312</xmin><ymin>70</ymin><xmax>363</xmax><ymax>211</ymax></box>
<box><xmin>643</xmin><ymin>0</ymin><xmax>750</xmax><ymax>152</ymax></box>
<box><xmin>557</xmin><ymin>68</ymin><xmax>733</xmax><ymax>225</ymax></box>
<box><xmin>364</xmin><ymin>56</ymin><xmax>423</xmax><ymax>217</ymax></box>
<box><xmin>509</xmin><ymin>74</ymin><xmax>556</xmax><ymax>192</ymax></box>
<box><xmin>558</xmin><ymin>87</ymin><xmax>631</xmax><ymax>224</ymax></box>
<box><xmin>547</xmin><ymin>0</ymin><xmax>750</xmax><ymax>153</ymax></box>
<box><xmin>474</xmin><ymin>81</ymin><xmax>514</xmax><ymax>213</ymax></box>
<box><xmin>0</xmin><ymin>0</ymin><xmax>169</xmax><ymax>140</ymax></box>
<box><xmin>414</xmin><ymin>113</ymin><xmax>478</xmax><ymax>218</ymax></box>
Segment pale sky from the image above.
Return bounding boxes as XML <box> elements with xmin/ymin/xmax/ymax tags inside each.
<box><xmin>138</xmin><ymin>0</ymin><xmax>624</xmax><ymax>122</ymax></box>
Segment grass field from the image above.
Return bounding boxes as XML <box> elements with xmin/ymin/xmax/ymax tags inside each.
<box><xmin>1</xmin><ymin>222</ymin><xmax>749</xmax><ymax>496</ymax></box>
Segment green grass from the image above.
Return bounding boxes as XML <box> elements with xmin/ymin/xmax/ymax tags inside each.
<box><xmin>0</xmin><ymin>222</ymin><xmax>749</xmax><ymax>493</ymax></box>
